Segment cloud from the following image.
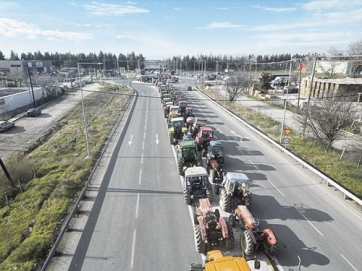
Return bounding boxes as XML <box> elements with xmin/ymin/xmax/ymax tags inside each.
<box><xmin>0</xmin><ymin>18</ymin><xmax>93</xmax><ymax>40</ymax></box>
<box><xmin>173</xmin><ymin>7</ymin><xmax>182</xmax><ymax>11</ymax></box>
<box><xmin>198</xmin><ymin>22</ymin><xmax>244</xmax><ymax>30</ymax></box>
<box><xmin>116</xmin><ymin>35</ymin><xmax>134</xmax><ymax>39</ymax></box>
<box><xmin>83</xmin><ymin>2</ymin><xmax>149</xmax><ymax>16</ymax></box>
<box><xmin>302</xmin><ymin>0</ymin><xmax>362</xmax><ymax>11</ymax></box>
<box><xmin>252</xmin><ymin>4</ymin><xmax>296</xmax><ymax>12</ymax></box>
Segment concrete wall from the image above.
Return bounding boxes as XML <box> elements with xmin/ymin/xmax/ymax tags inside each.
<box><xmin>0</xmin><ymin>87</ymin><xmax>43</xmax><ymax>114</ymax></box>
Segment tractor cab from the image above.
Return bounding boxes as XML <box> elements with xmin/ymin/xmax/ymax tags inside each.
<box><xmin>223</xmin><ymin>172</ymin><xmax>251</xmax><ymax>195</ymax></box>
<box><xmin>207</xmin><ymin>141</ymin><xmax>224</xmax><ymax>167</ymax></box>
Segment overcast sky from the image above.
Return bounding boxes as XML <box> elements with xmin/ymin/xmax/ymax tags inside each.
<box><xmin>1</xmin><ymin>0</ymin><xmax>361</xmax><ymax>59</ymax></box>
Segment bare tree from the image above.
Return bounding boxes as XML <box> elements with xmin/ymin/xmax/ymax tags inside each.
<box><xmin>295</xmin><ymin>91</ymin><xmax>358</xmax><ymax>150</ymax></box>
<box><xmin>226</xmin><ymin>72</ymin><xmax>251</xmax><ymax>101</ymax></box>
<box><xmin>318</xmin><ymin>46</ymin><xmax>343</xmax><ymax>79</ymax></box>
<box><xmin>347</xmin><ymin>40</ymin><xmax>362</xmax><ymax>77</ymax></box>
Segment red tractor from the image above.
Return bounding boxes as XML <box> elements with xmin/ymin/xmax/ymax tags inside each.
<box><xmin>195</xmin><ymin>126</ymin><xmax>216</xmax><ymax>154</ymax></box>
<box><xmin>229</xmin><ymin>205</ymin><xmax>278</xmax><ymax>257</ymax></box>
<box><xmin>193</xmin><ymin>198</ymin><xmax>234</xmax><ymax>255</ymax></box>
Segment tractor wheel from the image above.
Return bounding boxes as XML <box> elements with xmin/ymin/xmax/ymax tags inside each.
<box><xmin>210</xmin><ymin>169</ymin><xmax>216</xmax><ymax>183</ymax></box>
<box><xmin>193</xmin><ymin>212</ymin><xmax>199</xmax><ymax>225</ymax></box>
<box><xmin>206</xmin><ymin>188</ymin><xmax>213</xmax><ymax>203</ymax></box>
<box><xmin>183</xmin><ymin>187</ymin><xmax>191</xmax><ymax>205</ymax></box>
<box><xmin>177</xmin><ymin>159</ymin><xmax>184</xmax><ymax>176</ymax></box>
<box><xmin>168</xmin><ymin>132</ymin><xmax>173</xmax><ymax>145</ymax></box>
<box><xmin>214</xmin><ymin>209</ymin><xmax>220</xmax><ymax>220</ymax></box>
<box><xmin>225</xmin><ymin>222</ymin><xmax>235</xmax><ymax>250</ymax></box>
<box><xmin>214</xmin><ymin>184</ymin><xmax>220</xmax><ymax>195</ymax></box>
<box><xmin>229</xmin><ymin>214</ymin><xmax>236</xmax><ymax>227</ymax></box>
<box><xmin>265</xmin><ymin>232</ymin><xmax>278</xmax><ymax>256</ymax></box>
<box><xmin>240</xmin><ymin>230</ymin><xmax>254</xmax><ymax>256</ymax></box>
<box><xmin>266</xmin><ymin>242</ymin><xmax>279</xmax><ymax>256</ymax></box>
<box><xmin>220</xmin><ymin>189</ymin><xmax>231</xmax><ymax>212</ymax></box>
<box><xmin>194</xmin><ymin>225</ymin><xmax>206</xmax><ymax>254</ymax></box>
<box><xmin>245</xmin><ymin>195</ymin><xmax>253</xmax><ymax>210</ymax></box>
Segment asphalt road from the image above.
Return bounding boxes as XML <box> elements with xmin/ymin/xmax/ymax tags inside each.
<box><xmin>46</xmin><ymin>78</ymin><xmax>362</xmax><ymax>271</ymax></box>
<box><xmin>67</xmin><ymin>81</ymin><xmax>201</xmax><ymax>271</ymax></box>
<box><xmin>181</xmin><ymin>79</ymin><xmax>362</xmax><ymax>271</ymax></box>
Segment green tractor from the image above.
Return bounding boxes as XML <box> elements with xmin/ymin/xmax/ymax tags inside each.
<box><xmin>176</xmin><ymin>140</ymin><xmax>202</xmax><ymax>176</ymax></box>
<box><xmin>168</xmin><ymin>117</ymin><xmax>187</xmax><ymax>145</ymax></box>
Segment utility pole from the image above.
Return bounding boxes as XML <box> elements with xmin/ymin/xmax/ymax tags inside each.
<box><xmin>302</xmin><ymin>56</ymin><xmax>318</xmax><ymax>137</ymax></box>
<box><xmin>26</xmin><ymin>61</ymin><xmax>37</xmax><ymax>108</ymax></box>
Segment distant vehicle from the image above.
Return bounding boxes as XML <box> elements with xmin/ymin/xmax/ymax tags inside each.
<box><xmin>0</xmin><ymin>120</ymin><xmax>15</xmax><ymax>132</ymax></box>
<box><xmin>27</xmin><ymin>107</ymin><xmax>42</xmax><ymax>117</ymax></box>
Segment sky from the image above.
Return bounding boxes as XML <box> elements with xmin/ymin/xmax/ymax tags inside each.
<box><xmin>0</xmin><ymin>0</ymin><xmax>362</xmax><ymax>60</ymax></box>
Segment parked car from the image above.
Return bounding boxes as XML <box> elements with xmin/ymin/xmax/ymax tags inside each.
<box><xmin>0</xmin><ymin>120</ymin><xmax>15</xmax><ymax>132</ymax></box>
<box><xmin>27</xmin><ymin>107</ymin><xmax>41</xmax><ymax>117</ymax></box>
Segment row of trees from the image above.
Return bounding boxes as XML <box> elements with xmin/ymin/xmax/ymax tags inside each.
<box><xmin>1</xmin><ymin>39</ymin><xmax>361</xmax><ymax>74</ymax></box>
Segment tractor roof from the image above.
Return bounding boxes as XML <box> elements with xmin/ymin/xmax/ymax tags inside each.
<box><xmin>179</xmin><ymin>140</ymin><xmax>197</xmax><ymax>147</ymax></box>
<box><xmin>185</xmin><ymin>166</ymin><xmax>208</xmax><ymax>177</ymax></box>
<box><xmin>171</xmin><ymin>117</ymin><xmax>184</xmax><ymax>123</ymax></box>
<box><xmin>200</xmin><ymin>126</ymin><xmax>213</xmax><ymax>132</ymax></box>
<box><xmin>210</xmin><ymin>141</ymin><xmax>223</xmax><ymax>147</ymax></box>
<box><xmin>225</xmin><ymin>172</ymin><xmax>250</xmax><ymax>183</ymax></box>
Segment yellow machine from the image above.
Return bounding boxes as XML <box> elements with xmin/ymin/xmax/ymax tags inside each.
<box><xmin>190</xmin><ymin>250</ymin><xmax>260</xmax><ymax>271</ymax></box>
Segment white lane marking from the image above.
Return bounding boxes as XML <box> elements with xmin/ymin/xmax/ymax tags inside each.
<box><xmin>340</xmin><ymin>254</ymin><xmax>358</xmax><ymax>271</ymax></box>
<box><xmin>296</xmin><ymin>208</ymin><xmax>324</xmax><ymax>236</ymax></box>
<box><xmin>128</xmin><ymin>135</ymin><xmax>133</xmax><ymax>146</ymax></box>
<box><xmin>139</xmin><ymin>169</ymin><xmax>142</xmax><ymax>186</ymax></box>
<box><xmin>141</xmin><ymin>153</ymin><xmax>144</xmax><ymax>164</ymax></box>
<box><xmin>267</xmin><ymin>178</ymin><xmax>286</xmax><ymax>198</ymax></box>
<box><xmin>143</xmin><ymin>132</ymin><xmax>146</xmax><ymax>139</ymax></box>
<box><xmin>135</xmin><ymin>193</ymin><xmax>140</xmax><ymax>218</ymax></box>
<box><xmin>249</xmin><ymin>160</ymin><xmax>285</xmax><ymax>197</ymax></box>
<box><xmin>155</xmin><ymin>134</ymin><xmax>159</xmax><ymax>145</ymax></box>
<box><xmin>142</xmin><ymin>141</ymin><xmax>145</xmax><ymax>150</ymax></box>
<box><xmin>130</xmin><ymin>230</ymin><xmax>137</xmax><ymax>268</ymax></box>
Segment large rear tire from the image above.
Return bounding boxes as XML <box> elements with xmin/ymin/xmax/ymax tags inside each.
<box><xmin>266</xmin><ymin>243</ymin><xmax>279</xmax><ymax>256</ymax></box>
<box><xmin>225</xmin><ymin>222</ymin><xmax>235</xmax><ymax>250</ymax></box>
<box><xmin>229</xmin><ymin>214</ymin><xmax>236</xmax><ymax>227</ymax></box>
<box><xmin>245</xmin><ymin>194</ymin><xmax>252</xmax><ymax>210</ymax></box>
<box><xmin>210</xmin><ymin>169</ymin><xmax>216</xmax><ymax>183</ymax></box>
<box><xmin>194</xmin><ymin>225</ymin><xmax>206</xmax><ymax>254</ymax></box>
<box><xmin>168</xmin><ymin>132</ymin><xmax>173</xmax><ymax>145</ymax></box>
<box><xmin>220</xmin><ymin>189</ymin><xmax>231</xmax><ymax>212</ymax></box>
<box><xmin>177</xmin><ymin>159</ymin><xmax>184</xmax><ymax>176</ymax></box>
<box><xmin>183</xmin><ymin>187</ymin><xmax>191</xmax><ymax>205</ymax></box>
<box><xmin>240</xmin><ymin>230</ymin><xmax>254</xmax><ymax>256</ymax></box>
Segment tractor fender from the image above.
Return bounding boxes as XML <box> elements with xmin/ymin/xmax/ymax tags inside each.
<box><xmin>182</xmin><ymin>127</ymin><xmax>188</xmax><ymax>133</ymax></box>
<box><xmin>199</xmin><ymin>220</ymin><xmax>208</xmax><ymax>241</ymax></box>
<box><xmin>262</xmin><ymin>229</ymin><xmax>277</xmax><ymax>245</ymax></box>
<box><xmin>218</xmin><ymin>217</ymin><xmax>229</xmax><ymax>239</ymax></box>
<box><xmin>210</xmin><ymin>160</ymin><xmax>218</xmax><ymax>169</ymax></box>
<box><xmin>236</xmin><ymin>205</ymin><xmax>257</xmax><ymax>230</ymax></box>
<box><xmin>169</xmin><ymin>127</ymin><xmax>175</xmax><ymax>133</ymax></box>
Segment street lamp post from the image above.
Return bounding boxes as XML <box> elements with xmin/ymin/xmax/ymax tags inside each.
<box><xmin>279</xmin><ymin>58</ymin><xmax>295</xmax><ymax>144</ymax></box>
<box><xmin>77</xmin><ymin>62</ymin><xmax>102</xmax><ymax>158</ymax></box>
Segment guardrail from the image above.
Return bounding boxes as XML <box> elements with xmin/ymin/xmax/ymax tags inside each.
<box><xmin>195</xmin><ymin>87</ymin><xmax>362</xmax><ymax>210</ymax></box>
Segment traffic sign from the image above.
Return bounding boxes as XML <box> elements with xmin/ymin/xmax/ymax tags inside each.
<box><xmin>283</xmin><ymin>136</ymin><xmax>290</xmax><ymax>144</ymax></box>
<box><xmin>284</xmin><ymin>129</ymin><xmax>292</xmax><ymax>136</ymax></box>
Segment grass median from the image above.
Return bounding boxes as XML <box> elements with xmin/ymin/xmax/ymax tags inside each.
<box><xmin>0</xmin><ymin>83</ymin><xmax>133</xmax><ymax>271</ymax></box>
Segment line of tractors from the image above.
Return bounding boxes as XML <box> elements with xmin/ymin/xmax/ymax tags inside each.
<box><xmin>158</xmin><ymin>83</ymin><xmax>279</xmax><ymax>271</ymax></box>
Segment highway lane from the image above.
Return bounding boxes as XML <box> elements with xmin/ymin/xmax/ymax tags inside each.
<box><xmin>182</xmin><ymin>81</ymin><xmax>362</xmax><ymax>271</ymax></box>
<box><xmin>70</xmin><ymin>81</ymin><xmax>200</xmax><ymax>271</ymax></box>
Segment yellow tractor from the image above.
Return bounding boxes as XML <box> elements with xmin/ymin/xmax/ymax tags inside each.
<box><xmin>190</xmin><ymin>250</ymin><xmax>260</xmax><ymax>271</ymax></box>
